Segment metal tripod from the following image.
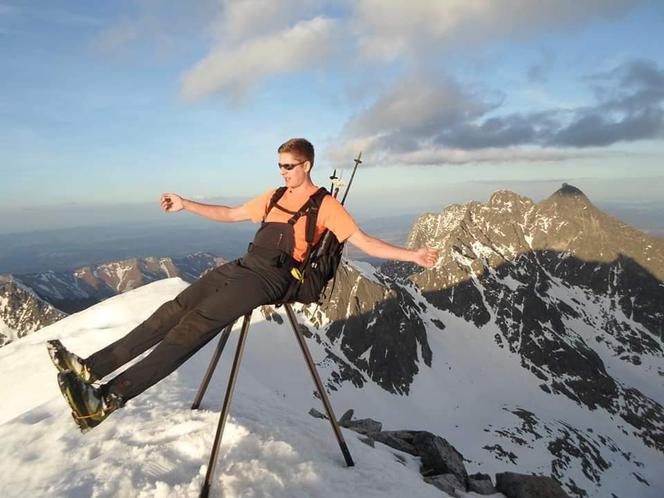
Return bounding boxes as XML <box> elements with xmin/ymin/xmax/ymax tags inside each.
<box><xmin>191</xmin><ymin>303</ymin><xmax>355</xmax><ymax>498</ymax></box>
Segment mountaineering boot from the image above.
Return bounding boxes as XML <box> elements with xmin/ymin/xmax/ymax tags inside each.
<box><xmin>47</xmin><ymin>339</ymin><xmax>98</xmax><ymax>384</ymax></box>
<box><xmin>57</xmin><ymin>370</ymin><xmax>124</xmax><ymax>433</ymax></box>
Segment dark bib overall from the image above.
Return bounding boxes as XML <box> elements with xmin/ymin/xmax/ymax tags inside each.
<box><xmin>88</xmin><ymin>219</ymin><xmax>301</xmax><ymax>402</ymax></box>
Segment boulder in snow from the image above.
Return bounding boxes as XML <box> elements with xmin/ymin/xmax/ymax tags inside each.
<box><xmin>495</xmin><ymin>471</ymin><xmax>570</xmax><ymax>498</ymax></box>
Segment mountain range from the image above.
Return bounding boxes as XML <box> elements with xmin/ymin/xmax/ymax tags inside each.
<box><xmin>0</xmin><ymin>252</ymin><xmax>225</xmax><ymax>347</ymax></box>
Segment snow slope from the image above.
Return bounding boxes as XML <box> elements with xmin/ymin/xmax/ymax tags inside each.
<box><xmin>0</xmin><ymin>278</ymin><xmax>494</xmax><ymax>498</ymax></box>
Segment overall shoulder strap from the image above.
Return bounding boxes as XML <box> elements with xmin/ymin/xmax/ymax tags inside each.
<box><xmin>264</xmin><ymin>187</ymin><xmax>288</xmax><ymax>221</ymax></box>
<box><xmin>303</xmin><ymin>187</ymin><xmax>329</xmax><ymax>244</ymax></box>
<box><xmin>284</xmin><ymin>187</ymin><xmax>329</xmax><ymax>227</ymax></box>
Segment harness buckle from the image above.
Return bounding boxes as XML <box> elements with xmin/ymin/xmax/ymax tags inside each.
<box><xmin>290</xmin><ymin>267</ymin><xmax>304</xmax><ymax>281</ymax></box>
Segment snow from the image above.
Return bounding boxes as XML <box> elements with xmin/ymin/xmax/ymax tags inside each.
<box><xmin>349</xmin><ymin>260</ymin><xmax>382</xmax><ymax>285</ymax></box>
<box><xmin>470</xmin><ymin>241</ymin><xmax>494</xmax><ymax>259</ymax></box>
<box><xmin>2</xmin><ymin>273</ymin><xmax>662</xmax><ymax>498</ymax></box>
<box><xmin>0</xmin><ymin>278</ymin><xmax>477</xmax><ymax>498</ymax></box>
<box><xmin>1</xmin><ymin>317</ymin><xmax>18</xmax><ymax>344</ymax></box>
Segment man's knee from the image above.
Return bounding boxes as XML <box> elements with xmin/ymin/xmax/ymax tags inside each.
<box><xmin>157</xmin><ymin>298</ymin><xmax>186</xmax><ymax>320</ymax></box>
<box><xmin>167</xmin><ymin>308</ymin><xmax>227</xmax><ymax>346</ymax></box>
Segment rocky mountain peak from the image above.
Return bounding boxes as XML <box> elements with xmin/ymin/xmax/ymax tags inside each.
<box><xmin>539</xmin><ymin>182</ymin><xmax>594</xmax><ymax>213</ymax></box>
<box><xmin>0</xmin><ymin>279</ymin><xmax>66</xmax><ymax>347</ymax></box>
<box><xmin>553</xmin><ymin>182</ymin><xmax>587</xmax><ymax>198</ymax></box>
<box><xmin>487</xmin><ymin>189</ymin><xmax>534</xmax><ymax>212</ymax></box>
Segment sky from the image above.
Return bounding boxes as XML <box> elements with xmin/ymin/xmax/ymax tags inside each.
<box><xmin>1</xmin><ymin>0</ymin><xmax>663</xmax><ymax>233</ymax></box>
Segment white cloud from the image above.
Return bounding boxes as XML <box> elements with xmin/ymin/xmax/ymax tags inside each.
<box><xmin>325</xmin><ymin>134</ymin><xmax>587</xmax><ymax>167</ymax></box>
<box><xmin>325</xmin><ymin>67</ymin><xmax>652</xmax><ymax>166</ymax></box>
<box><xmin>212</xmin><ymin>0</ymin><xmax>325</xmax><ymax>42</ymax></box>
<box><xmin>347</xmin><ymin>74</ymin><xmax>496</xmax><ymax>138</ymax></box>
<box><xmin>180</xmin><ymin>16</ymin><xmax>338</xmax><ymax>101</ymax></box>
<box><xmin>352</xmin><ymin>0</ymin><xmax>640</xmax><ymax>60</ymax></box>
<box><xmin>98</xmin><ymin>0</ymin><xmax>642</xmax><ymax>102</ymax></box>
<box><xmin>370</xmin><ymin>145</ymin><xmax>588</xmax><ymax>166</ymax></box>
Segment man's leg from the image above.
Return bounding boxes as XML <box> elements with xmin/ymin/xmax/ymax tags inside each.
<box><xmin>101</xmin><ymin>260</ymin><xmax>290</xmax><ymax>402</ymax></box>
<box><xmin>85</xmin><ymin>262</ymin><xmax>239</xmax><ymax>379</ymax></box>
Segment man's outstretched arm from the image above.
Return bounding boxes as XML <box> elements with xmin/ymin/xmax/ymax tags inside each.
<box><xmin>160</xmin><ymin>193</ymin><xmax>250</xmax><ymax>222</ymax></box>
<box><xmin>346</xmin><ymin>229</ymin><xmax>439</xmax><ymax>269</ymax></box>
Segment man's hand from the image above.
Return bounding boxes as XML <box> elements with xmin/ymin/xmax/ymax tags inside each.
<box><xmin>412</xmin><ymin>247</ymin><xmax>439</xmax><ymax>269</ymax></box>
<box><xmin>161</xmin><ymin>193</ymin><xmax>185</xmax><ymax>213</ymax></box>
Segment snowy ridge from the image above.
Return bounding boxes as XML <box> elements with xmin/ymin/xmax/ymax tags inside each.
<box><xmin>0</xmin><ymin>278</ymin><xmax>482</xmax><ymax>498</ymax></box>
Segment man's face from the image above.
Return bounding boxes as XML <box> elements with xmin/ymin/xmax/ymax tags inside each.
<box><xmin>278</xmin><ymin>151</ymin><xmax>310</xmax><ymax>189</ymax></box>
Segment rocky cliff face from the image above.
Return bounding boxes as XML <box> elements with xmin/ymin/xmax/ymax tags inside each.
<box><xmin>295</xmin><ymin>184</ymin><xmax>663</xmax><ymax>498</ymax></box>
<box><xmin>0</xmin><ymin>280</ymin><xmax>66</xmax><ymax>347</ymax></box>
<box><xmin>400</xmin><ymin>184</ymin><xmax>663</xmax><ymax>450</ymax></box>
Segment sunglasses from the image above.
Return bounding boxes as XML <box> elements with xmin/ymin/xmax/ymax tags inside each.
<box><xmin>278</xmin><ymin>160</ymin><xmax>306</xmax><ymax>171</ymax></box>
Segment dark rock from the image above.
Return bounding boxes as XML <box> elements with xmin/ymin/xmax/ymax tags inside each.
<box><xmin>260</xmin><ymin>305</ymin><xmax>283</xmax><ymax>324</ymax></box>
<box><xmin>308</xmin><ymin>408</ymin><xmax>327</xmax><ymax>419</ymax></box>
<box><xmin>367</xmin><ymin>430</ymin><xmax>419</xmax><ymax>456</ymax></box>
<box><xmin>358</xmin><ymin>436</ymin><xmax>374</xmax><ymax>448</ymax></box>
<box><xmin>364</xmin><ymin>429</ymin><xmax>468</xmax><ymax>485</ymax></box>
<box><xmin>342</xmin><ymin>418</ymin><xmax>383</xmax><ymax>435</ymax></box>
<box><xmin>412</xmin><ymin>431</ymin><xmax>468</xmax><ymax>483</ymax></box>
<box><xmin>468</xmin><ymin>472</ymin><xmax>497</xmax><ymax>495</ymax></box>
<box><xmin>423</xmin><ymin>473</ymin><xmax>465</xmax><ymax>497</ymax></box>
<box><xmin>339</xmin><ymin>409</ymin><xmax>354</xmax><ymax>424</ymax></box>
<box><xmin>495</xmin><ymin>472</ymin><xmax>570</xmax><ymax>498</ymax></box>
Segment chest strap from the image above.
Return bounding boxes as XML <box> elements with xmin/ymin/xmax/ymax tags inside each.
<box><xmin>264</xmin><ymin>187</ymin><xmax>327</xmax><ymax>227</ymax></box>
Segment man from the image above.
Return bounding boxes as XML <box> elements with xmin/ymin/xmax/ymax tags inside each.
<box><xmin>49</xmin><ymin>138</ymin><xmax>439</xmax><ymax>432</ymax></box>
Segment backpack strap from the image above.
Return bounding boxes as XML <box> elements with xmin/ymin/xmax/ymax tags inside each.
<box><xmin>264</xmin><ymin>186</ymin><xmax>329</xmax><ymax>225</ymax></box>
<box><xmin>304</xmin><ymin>187</ymin><xmax>329</xmax><ymax>244</ymax></box>
<box><xmin>297</xmin><ymin>187</ymin><xmax>329</xmax><ymax>265</ymax></box>
<box><xmin>263</xmin><ymin>187</ymin><xmax>288</xmax><ymax>221</ymax></box>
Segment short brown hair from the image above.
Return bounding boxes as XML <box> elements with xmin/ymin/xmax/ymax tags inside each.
<box><xmin>278</xmin><ymin>138</ymin><xmax>314</xmax><ymax>169</ymax></box>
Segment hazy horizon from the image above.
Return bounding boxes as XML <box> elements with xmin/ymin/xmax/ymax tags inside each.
<box><xmin>1</xmin><ymin>179</ymin><xmax>662</xmax><ymax>275</ymax></box>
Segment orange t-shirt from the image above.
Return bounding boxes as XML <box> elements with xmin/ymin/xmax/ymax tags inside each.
<box><xmin>243</xmin><ymin>186</ymin><xmax>359</xmax><ymax>262</ymax></box>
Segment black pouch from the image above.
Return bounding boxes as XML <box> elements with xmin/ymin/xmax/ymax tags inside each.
<box><xmin>290</xmin><ymin>231</ymin><xmax>344</xmax><ymax>304</ymax></box>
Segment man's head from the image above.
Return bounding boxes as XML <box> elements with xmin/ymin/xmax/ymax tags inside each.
<box><xmin>277</xmin><ymin>138</ymin><xmax>315</xmax><ymax>188</ymax></box>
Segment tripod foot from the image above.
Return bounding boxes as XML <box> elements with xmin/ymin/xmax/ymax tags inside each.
<box><xmin>340</xmin><ymin>441</ymin><xmax>355</xmax><ymax>467</ymax></box>
<box><xmin>199</xmin><ymin>482</ymin><xmax>210</xmax><ymax>498</ymax></box>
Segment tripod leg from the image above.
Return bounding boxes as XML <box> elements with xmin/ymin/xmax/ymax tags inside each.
<box><xmin>284</xmin><ymin>303</ymin><xmax>355</xmax><ymax>467</ymax></box>
<box><xmin>199</xmin><ymin>313</ymin><xmax>252</xmax><ymax>498</ymax></box>
<box><xmin>191</xmin><ymin>321</ymin><xmax>236</xmax><ymax>410</ymax></box>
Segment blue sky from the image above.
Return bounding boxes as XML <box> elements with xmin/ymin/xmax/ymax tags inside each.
<box><xmin>1</xmin><ymin>0</ymin><xmax>663</xmax><ymax>233</ymax></box>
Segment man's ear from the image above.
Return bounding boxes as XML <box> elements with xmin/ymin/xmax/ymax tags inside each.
<box><xmin>304</xmin><ymin>161</ymin><xmax>312</xmax><ymax>173</ymax></box>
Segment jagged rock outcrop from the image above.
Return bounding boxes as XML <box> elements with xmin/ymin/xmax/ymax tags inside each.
<box><xmin>302</xmin><ymin>261</ymin><xmax>432</xmax><ymax>395</ymax></box>
<box><xmin>496</xmin><ymin>471</ymin><xmax>570</xmax><ymax>498</ymax></box>
<box><xmin>0</xmin><ymin>279</ymin><xmax>66</xmax><ymax>347</ymax></box>
<box><xmin>388</xmin><ymin>184</ymin><xmax>664</xmax><ymax>455</ymax></box>
<box><xmin>322</xmin><ymin>409</ymin><xmax>567</xmax><ymax>498</ymax></box>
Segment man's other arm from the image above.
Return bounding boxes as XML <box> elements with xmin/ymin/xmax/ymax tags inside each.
<box><xmin>160</xmin><ymin>193</ymin><xmax>251</xmax><ymax>222</ymax></box>
<box><xmin>346</xmin><ymin>229</ymin><xmax>439</xmax><ymax>269</ymax></box>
